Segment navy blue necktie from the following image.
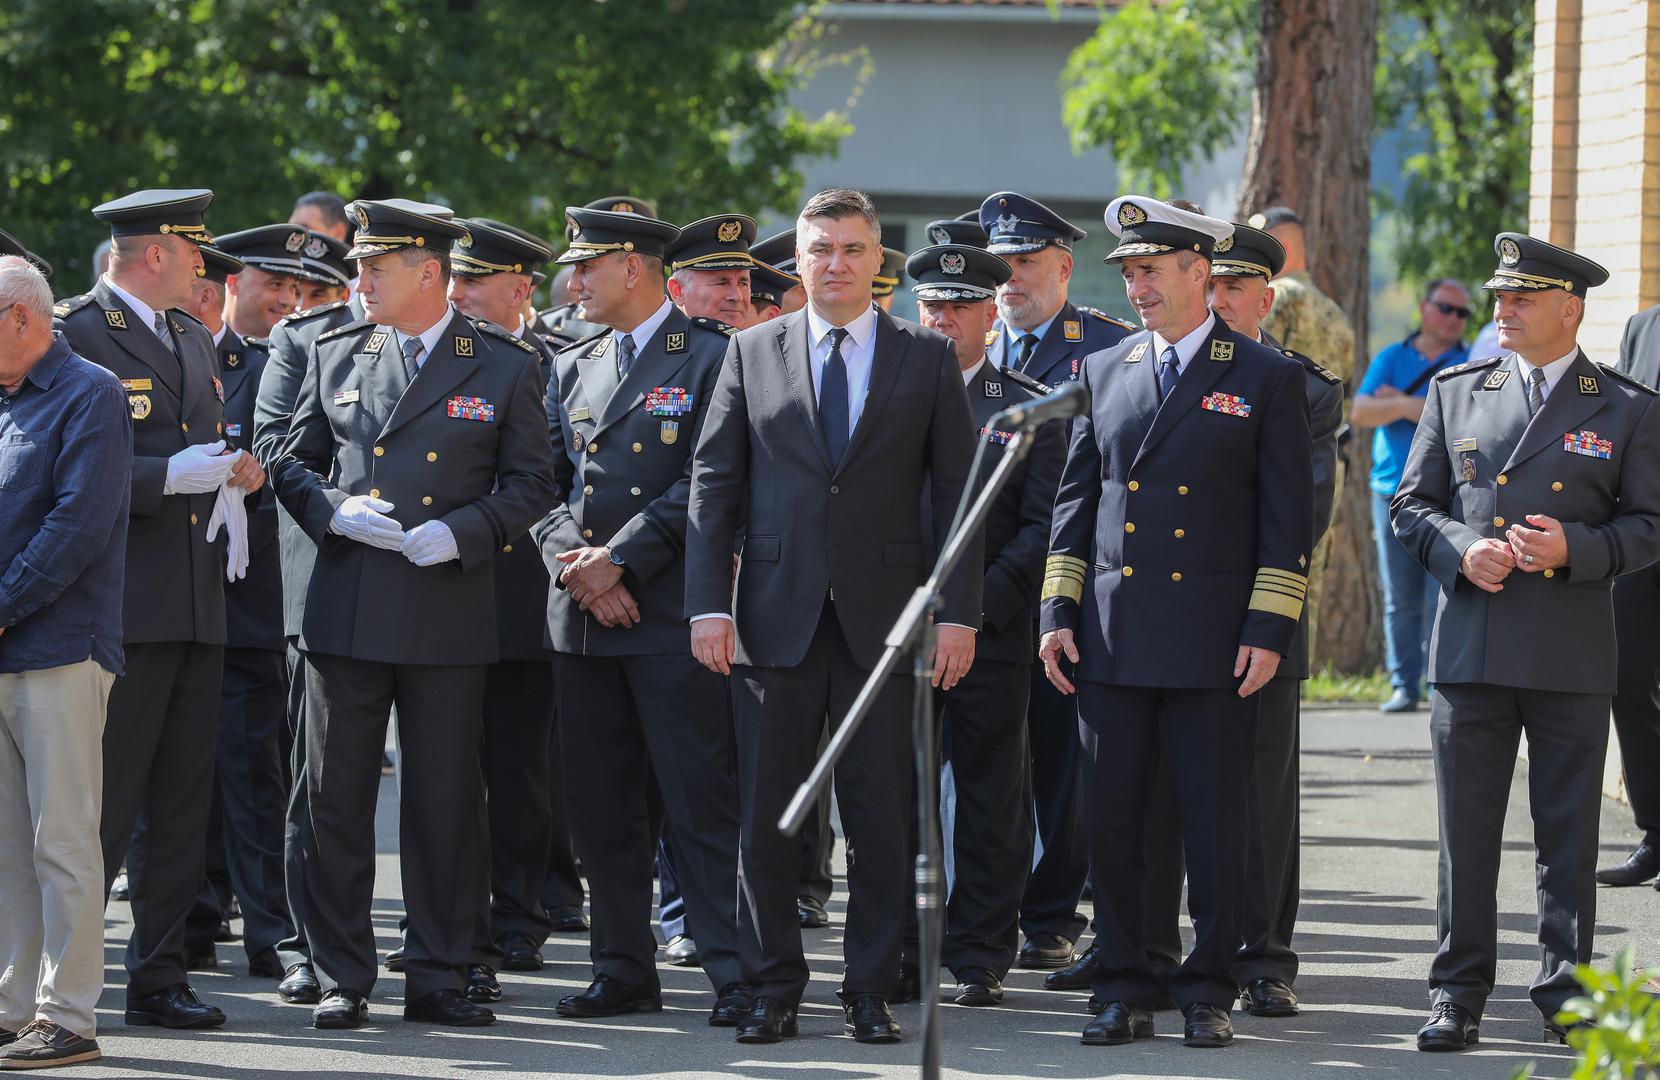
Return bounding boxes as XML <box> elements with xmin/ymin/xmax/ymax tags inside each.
<box><xmin>1156</xmin><ymin>345</ymin><xmax>1180</xmax><ymax>402</ymax></box>
<box><xmin>821</xmin><ymin>327</ymin><xmax>851</xmax><ymax>466</ymax></box>
<box><xmin>1014</xmin><ymin>333</ymin><xmax>1039</xmax><ymax>373</ymax></box>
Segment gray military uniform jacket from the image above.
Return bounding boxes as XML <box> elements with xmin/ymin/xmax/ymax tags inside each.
<box><xmin>1391</xmin><ymin>351</ymin><xmax>1660</xmax><ymax>694</ymax></box>
<box><xmin>55</xmin><ymin>279</ymin><xmax>228</xmax><ymax>645</ymax></box>
<box><xmin>272</xmin><ymin>308</ymin><xmax>556</xmax><ymax>666</ymax></box>
<box><xmin>534</xmin><ymin>306</ymin><xmax>729</xmax><ymax>657</ymax></box>
<box><xmin>986</xmin><ymin>300</ymin><xmax>1134</xmax><ymax>386</ymax></box>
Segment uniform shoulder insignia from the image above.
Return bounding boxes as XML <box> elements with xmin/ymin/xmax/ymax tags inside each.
<box><xmin>476</xmin><ymin>320</ymin><xmax>537</xmax><ymax>353</ymax></box>
<box><xmin>52</xmin><ymin>294</ymin><xmax>96</xmax><ymax>319</ymax></box>
<box><xmin>1597</xmin><ymin>362</ymin><xmax>1658</xmax><ymax>395</ymax></box>
<box><xmin>316</xmin><ymin>318</ymin><xmax>373</xmax><ymax>345</ymax></box>
<box><xmin>1003</xmin><ymin>366</ymin><xmax>1053</xmax><ymax>397</ymax></box>
<box><xmin>1285</xmin><ymin>349</ymin><xmax>1342</xmax><ymax>385</ymax></box>
<box><xmin>170</xmin><ymin>309</ymin><xmax>206</xmax><ymax>330</ymax></box>
<box><xmin>1081</xmin><ymin>306</ymin><xmax>1135</xmax><ymax>331</ymax></box>
<box><xmin>690</xmin><ymin>316</ymin><xmax>737</xmax><ymax>337</ymax></box>
<box><xmin>281</xmin><ymin>300</ymin><xmax>348</xmax><ymax>325</ymax></box>
<box><xmin>558</xmin><ymin>326</ymin><xmax>610</xmax><ymax>356</ymax></box>
<box><xmin>243</xmin><ymin>336</ymin><xmax>270</xmax><ymax>348</ymax></box>
<box><xmin>1435</xmin><ymin>354</ymin><xmax>1505</xmax><ymax>380</ymax></box>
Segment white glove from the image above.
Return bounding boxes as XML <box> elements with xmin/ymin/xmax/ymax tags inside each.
<box><xmin>164</xmin><ymin>440</ymin><xmax>236</xmax><ymax>495</ymax></box>
<box><xmin>401</xmin><ymin>520</ymin><xmax>459</xmax><ymax>567</ymax></box>
<box><xmin>205</xmin><ymin>483</ymin><xmax>250</xmax><ymax>582</ymax></box>
<box><xmin>329</xmin><ymin>495</ymin><xmax>406</xmax><ymax>550</ymax></box>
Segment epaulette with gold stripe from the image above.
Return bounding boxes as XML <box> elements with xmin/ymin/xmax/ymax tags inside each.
<box><xmin>52</xmin><ymin>294</ymin><xmax>96</xmax><ymax>319</ymax></box>
<box><xmin>1082</xmin><ymin>306</ymin><xmax>1135</xmax><ymax>331</ymax></box>
<box><xmin>1435</xmin><ymin>355</ymin><xmax>1504</xmax><ymax>381</ymax></box>
<box><xmin>476</xmin><ymin>319</ymin><xmax>537</xmax><ymax>354</ymax></box>
<box><xmin>1248</xmin><ymin>566</ymin><xmax>1309</xmax><ymax>621</ymax></box>
<box><xmin>316</xmin><ymin>319</ymin><xmax>372</xmax><ymax>344</ymax></box>
<box><xmin>1041</xmin><ymin>554</ymin><xmax>1087</xmax><ymax>604</ymax></box>
<box><xmin>1597</xmin><ymin>363</ymin><xmax>1658</xmax><ymax>396</ymax></box>
<box><xmin>690</xmin><ymin>316</ymin><xmax>737</xmax><ymax>337</ymax></box>
<box><xmin>281</xmin><ymin>299</ymin><xmax>349</xmax><ymax>325</ymax></box>
<box><xmin>1284</xmin><ymin>348</ymin><xmax>1342</xmax><ymax>386</ymax></box>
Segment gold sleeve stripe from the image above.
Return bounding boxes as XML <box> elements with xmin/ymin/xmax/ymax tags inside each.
<box><xmin>1249</xmin><ymin>585</ymin><xmax>1305</xmax><ymax>620</ymax></box>
<box><xmin>1046</xmin><ymin>554</ymin><xmax>1088</xmax><ymax>577</ymax></box>
<box><xmin>1042</xmin><ymin>554</ymin><xmax>1088</xmax><ymax>604</ymax></box>
<box><xmin>1255</xmin><ymin>568</ymin><xmax>1309</xmax><ymax>594</ymax></box>
<box><xmin>1042</xmin><ymin>576</ymin><xmax>1084</xmax><ymax>604</ymax></box>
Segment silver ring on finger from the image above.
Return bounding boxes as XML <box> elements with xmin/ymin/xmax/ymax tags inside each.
<box><xmin>1525</xmin><ymin>554</ymin><xmax>1534</xmax><ymax>564</ymax></box>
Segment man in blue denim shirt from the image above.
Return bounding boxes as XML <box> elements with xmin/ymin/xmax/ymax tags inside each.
<box><xmin>0</xmin><ymin>255</ymin><xmax>131</xmax><ymax>1070</ymax></box>
<box><xmin>1352</xmin><ymin>279</ymin><xmax>1473</xmax><ymax>712</ymax></box>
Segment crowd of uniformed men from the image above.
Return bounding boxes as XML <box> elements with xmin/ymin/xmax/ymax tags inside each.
<box><xmin>0</xmin><ymin>175</ymin><xmax>1653</xmax><ymax>1069</ymax></box>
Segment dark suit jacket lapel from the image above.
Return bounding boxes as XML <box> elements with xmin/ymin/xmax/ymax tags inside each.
<box><xmin>839</xmin><ymin>308</ymin><xmax>907</xmax><ymax>473</ymax></box>
<box><xmin>1503</xmin><ymin>352</ymin><xmax>1608</xmax><ymax>471</ymax></box>
<box><xmin>779</xmin><ymin>311</ymin><xmax>833</xmax><ymax>473</ymax></box>
<box><xmin>1118</xmin><ymin>331</ymin><xmax>1160</xmax><ymax>442</ymax></box>
<box><xmin>596</xmin><ymin>307</ymin><xmax>695</xmax><ymax>434</ymax></box>
<box><xmin>1135</xmin><ymin>320</ymin><xmax>1232</xmax><ymax>465</ymax></box>
<box><xmin>92</xmin><ymin>279</ymin><xmax>182</xmax><ymax>399</ymax></box>
<box><xmin>969</xmin><ymin>363</ymin><xmax>1001</xmax><ymax>428</ymax></box>
<box><xmin>347</xmin><ymin>325</ymin><xmax>402</xmax><ymax>434</ymax></box>
<box><xmin>381</xmin><ymin>310</ymin><xmax>482</xmax><ymax>438</ymax></box>
<box><xmin>573</xmin><ymin>333</ymin><xmax>621</xmax><ymax>425</ymax></box>
<box><xmin>218</xmin><ymin>328</ymin><xmax>252</xmax><ymax>403</ymax></box>
<box><xmin>173</xmin><ymin>315</ymin><xmax>211</xmax><ymax>421</ymax></box>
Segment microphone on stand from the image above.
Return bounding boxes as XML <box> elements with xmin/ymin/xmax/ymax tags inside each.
<box><xmin>988</xmin><ymin>380</ymin><xmax>1090</xmax><ymax>429</ymax></box>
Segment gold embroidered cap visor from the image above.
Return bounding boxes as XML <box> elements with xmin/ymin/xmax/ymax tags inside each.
<box><xmin>92</xmin><ymin>188</ymin><xmax>214</xmax><ymax>244</ymax></box>
<box><xmin>557</xmin><ymin>206</ymin><xmax>680</xmax><ymax>265</ymax></box>
<box><xmin>1483</xmin><ymin>231</ymin><xmax>1609</xmax><ymax>295</ymax></box>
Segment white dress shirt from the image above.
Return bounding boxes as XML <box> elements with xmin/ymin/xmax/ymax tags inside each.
<box><xmin>613</xmin><ymin>297</ymin><xmax>675</xmax><ymax>359</ymax></box>
<box><xmin>1517</xmin><ymin>349</ymin><xmax>1577</xmax><ymax>401</ymax></box>
<box><xmin>1152</xmin><ymin>312</ymin><xmax>1218</xmax><ymax>377</ymax></box>
<box><xmin>211</xmin><ymin>323</ymin><xmax>228</xmax><ymax>348</ymax></box>
<box><xmin>102</xmin><ymin>274</ymin><xmax>166</xmax><ymax>344</ymax></box>
<box><xmin>961</xmin><ymin>356</ymin><xmax>988</xmax><ymax>386</ymax></box>
<box><xmin>393</xmin><ymin>303</ymin><xmax>462</xmax><ymax>370</ymax></box>
<box><xmin>806</xmin><ymin>302</ymin><xmax>879</xmax><ymax>431</ymax></box>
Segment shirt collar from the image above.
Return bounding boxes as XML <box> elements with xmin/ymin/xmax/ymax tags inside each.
<box><xmin>1008</xmin><ymin>309</ymin><xmax>1061</xmax><ymax>343</ymax></box>
<box><xmin>512</xmin><ymin>316</ymin><xmax>529</xmax><ymax>341</ymax></box>
<box><xmin>1152</xmin><ymin>312</ymin><xmax>1218</xmax><ymax>370</ymax></box>
<box><xmin>395</xmin><ymin>304</ymin><xmax>459</xmax><ymax>362</ymax></box>
<box><xmin>614</xmin><ymin>296</ymin><xmax>675</xmax><ymax>354</ymax></box>
<box><xmin>211</xmin><ymin>323</ymin><xmax>228</xmax><ymax>348</ymax></box>
<box><xmin>806</xmin><ymin>302</ymin><xmax>879</xmax><ymax>351</ymax></box>
<box><xmin>12</xmin><ymin>332</ymin><xmax>73</xmax><ymax>394</ymax></box>
<box><xmin>1518</xmin><ymin>349</ymin><xmax>1578</xmax><ymax>396</ymax></box>
<box><xmin>102</xmin><ymin>273</ymin><xmax>161</xmax><ymax>336</ymax></box>
<box><xmin>961</xmin><ymin>356</ymin><xmax>988</xmax><ymax>386</ymax></box>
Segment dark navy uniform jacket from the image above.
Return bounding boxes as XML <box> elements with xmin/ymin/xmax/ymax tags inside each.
<box><xmin>273</xmin><ymin>308</ymin><xmax>556</xmax><ymax>666</ymax></box>
<box><xmin>218</xmin><ymin>327</ymin><xmax>282</xmax><ymax>652</ymax></box>
<box><xmin>1392</xmin><ymin>351</ymin><xmax>1660</xmax><ymax>694</ymax></box>
<box><xmin>56</xmin><ymin>278</ymin><xmax>229</xmax><ymax>645</ymax></box>
<box><xmin>1039</xmin><ymin>317</ymin><xmax>1314</xmax><ymax>689</ymax></box>
<box><xmin>534</xmin><ymin>306</ymin><xmax>729</xmax><ymax>657</ymax></box>
<box><xmin>986</xmin><ymin>299</ymin><xmax>1134</xmax><ymax>387</ymax></box>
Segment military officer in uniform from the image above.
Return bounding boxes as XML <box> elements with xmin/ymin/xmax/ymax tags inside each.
<box><xmin>271</xmin><ymin>198</ymin><xmax>555</xmax><ymax>1030</ymax></box>
<box><xmin>446</xmin><ymin>216</ymin><xmax>587</xmax><ymax>984</ymax></box>
<box><xmin>1392</xmin><ymin>234</ymin><xmax>1660</xmax><ymax>1051</ymax></box>
<box><xmin>1039</xmin><ymin>196</ymin><xmax>1313</xmax><ymax>1050</ymax></box>
<box><xmin>908</xmin><ymin>242</ymin><xmax>1065</xmax><ymax>1007</ymax></box>
<box><xmin>923</xmin><ymin>212</ymin><xmax>989</xmax><ymax>250</ymax></box>
<box><xmin>746</xmin><ymin>258</ymin><xmax>799</xmax><ymax>328</ymax></box>
<box><xmin>750</xmin><ymin>228</ymin><xmax>807</xmax><ymax>318</ymax></box>
<box><xmin>1138</xmin><ymin>220</ymin><xmax>1345</xmax><ymax>1019</ymax></box>
<box><xmin>530</xmin><ymin>205</ymin><xmax>747</xmax><ymax>1027</ymax></box>
<box><xmin>977</xmin><ymin>190</ymin><xmax>1134</xmax><ymax>977</ymax></box>
<box><xmin>871</xmin><ymin>247</ymin><xmax>906</xmax><ymax>312</ymax></box>
<box><xmin>55</xmin><ymin>189</ymin><xmax>267</xmax><ymax>1030</ymax></box>
<box><xmin>536</xmin><ymin>195</ymin><xmax>655</xmax><ymax>341</ymax></box>
<box><xmin>293</xmin><ymin>230</ymin><xmax>353</xmax><ymax>312</ymax></box>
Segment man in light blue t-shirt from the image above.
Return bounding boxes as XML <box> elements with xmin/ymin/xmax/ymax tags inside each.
<box><xmin>1352</xmin><ymin>278</ymin><xmax>1473</xmax><ymax>712</ymax></box>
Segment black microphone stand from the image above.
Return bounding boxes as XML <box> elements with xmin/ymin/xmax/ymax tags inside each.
<box><xmin>779</xmin><ymin>410</ymin><xmax>1050</xmax><ymax>1080</ymax></box>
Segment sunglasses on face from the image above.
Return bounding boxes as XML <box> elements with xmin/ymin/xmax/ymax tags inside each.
<box><xmin>1432</xmin><ymin>301</ymin><xmax>1472</xmax><ymax>319</ymax></box>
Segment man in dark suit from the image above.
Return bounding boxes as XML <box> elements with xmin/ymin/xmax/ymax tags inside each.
<box><xmin>1136</xmin><ymin>220</ymin><xmax>1345</xmax><ymax>1019</ymax></box>
<box><xmin>978</xmin><ymin>190</ymin><xmax>1133</xmax><ymax>973</ymax></box>
<box><xmin>1393</xmin><ymin>234</ymin><xmax>1660</xmax><ymax>1051</ymax></box>
<box><xmin>1600</xmin><ymin>301</ymin><xmax>1660</xmax><ymax>887</ymax></box>
<box><xmin>271</xmin><ymin>199</ymin><xmax>555</xmax><ymax>1030</ymax></box>
<box><xmin>54</xmin><ymin>189</ymin><xmax>267</xmax><ymax>1031</ymax></box>
<box><xmin>686</xmin><ymin>188</ymin><xmax>982</xmax><ymax>1044</ymax></box>
<box><xmin>447</xmin><ymin>216</ymin><xmax>585</xmax><ymax>992</ymax></box>
<box><xmin>907</xmin><ymin>242</ymin><xmax>1065</xmax><ymax>1007</ymax></box>
<box><xmin>1039</xmin><ymin>196</ymin><xmax>1313</xmax><ymax>1050</ymax></box>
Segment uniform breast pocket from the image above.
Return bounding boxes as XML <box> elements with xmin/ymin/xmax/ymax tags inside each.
<box><xmin>0</xmin><ymin>432</ymin><xmax>48</xmax><ymax>491</ymax></box>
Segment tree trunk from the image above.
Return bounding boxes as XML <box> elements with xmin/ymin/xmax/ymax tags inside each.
<box><xmin>1235</xmin><ymin>0</ymin><xmax>1383</xmax><ymax>675</ymax></box>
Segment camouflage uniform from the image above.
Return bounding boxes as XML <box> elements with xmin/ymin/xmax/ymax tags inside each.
<box><xmin>1262</xmin><ymin>271</ymin><xmax>1356</xmax><ymax>385</ymax></box>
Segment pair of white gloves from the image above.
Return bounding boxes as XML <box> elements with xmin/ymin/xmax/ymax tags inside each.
<box><xmin>329</xmin><ymin>495</ymin><xmax>459</xmax><ymax>567</ymax></box>
<box><xmin>164</xmin><ymin>441</ymin><xmax>251</xmax><ymax>582</ymax></box>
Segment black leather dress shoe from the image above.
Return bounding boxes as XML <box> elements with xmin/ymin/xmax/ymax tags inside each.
<box><xmin>0</xmin><ymin>1027</ymin><xmax>17</xmax><ymax>1047</ymax></box>
<box><xmin>952</xmin><ymin>968</ymin><xmax>1004</xmax><ymax>1007</ymax></box>
<box><xmin>1017</xmin><ymin>932</ymin><xmax>1075</xmax><ymax>970</ymax></box>
<box><xmin>664</xmin><ymin>935</ymin><xmax>700</xmax><ymax>967</ymax></box>
<box><xmin>110</xmin><ymin>873</ymin><xmax>130</xmax><ymax>901</ymax></box>
<box><xmin>124</xmin><ymin>984</ymin><xmax>227</xmax><ymax>1029</ymax></box>
<box><xmin>465</xmin><ymin>964</ymin><xmax>502</xmax><ymax>1005</ymax></box>
<box><xmin>556</xmin><ymin>976</ymin><xmax>662</xmax><ymax>1018</ymax></box>
<box><xmin>1183</xmin><ymin>1003</ymin><xmax>1234</xmax><ymax>1047</ymax></box>
<box><xmin>1544</xmin><ymin>1018</ymin><xmax>1593</xmax><ymax>1044</ymax></box>
<box><xmin>278</xmin><ymin>962</ymin><xmax>322</xmax><ymax>1005</ymax></box>
<box><xmin>549</xmin><ymin>905</ymin><xmax>590</xmax><ymax>933</ymax></box>
<box><xmin>891</xmin><ymin>961</ymin><xmax>921</xmax><ymax>1004</ymax></box>
<box><xmin>843</xmin><ymin>994</ymin><xmax>901</xmax><ymax>1043</ymax></box>
<box><xmin>1081</xmin><ymin>1001</ymin><xmax>1154</xmax><ymax>1045</ymax></box>
<box><xmin>1597</xmin><ymin>842</ymin><xmax>1660</xmax><ymax>886</ymax></box>
<box><xmin>312</xmin><ymin>988</ymin><xmax>367</xmax><ymax>1030</ymax></box>
<box><xmin>404</xmin><ymin>989</ymin><xmax>494</xmax><ymax>1026</ymax></box>
<box><xmin>1087</xmin><ymin>990</ymin><xmax>1176</xmax><ymax>1013</ymax></box>
<box><xmin>497</xmin><ymin>932</ymin><xmax>543</xmax><ymax>972</ymax></box>
<box><xmin>735</xmin><ymin>996</ymin><xmax>797</xmax><ymax>1043</ymax></box>
<box><xmin>1044</xmin><ymin>941</ymin><xmax>1100</xmax><ymax>989</ymax></box>
<box><xmin>1416</xmin><ymin>1001</ymin><xmax>1479</xmax><ymax>1051</ymax></box>
<box><xmin>383</xmin><ymin>946</ymin><xmax>404</xmax><ymax>973</ymax></box>
<box><xmin>798</xmin><ymin>895</ymin><xmax>830</xmax><ymax>929</ymax></box>
<box><xmin>1239</xmin><ymin>976</ymin><xmax>1299</xmax><ymax>1017</ymax></box>
<box><xmin>248</xmin><ymin>948</ymin><xmax>285</xmax><ymax>979</ymax></box>
<box><xmin>709</xmin><ymin>982</ymin><xmax>755</xmax><ymax>1027</ymax></box>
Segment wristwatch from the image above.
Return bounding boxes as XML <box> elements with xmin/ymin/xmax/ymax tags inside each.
<box><xmin>609</xmin><ymin>549</ymin><xmax>627</xmax><ymax>568</ymax></box>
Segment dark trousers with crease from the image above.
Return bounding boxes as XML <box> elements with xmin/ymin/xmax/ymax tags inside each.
<box><xmin>1428</xmin><ymin>682</ymin><xmax>1607</xmax><ymax>1020</ymax></box>
<box><xmin>301</xmin><ymin>652</ymin><xmax>487</xmax><ymax>999</ymax></box>
<box><xmin>1077</xmin><ymin>680</ymin><xmax>1254</xmax><ymax>1011</ymax></box>
<box><xmin>1613</xmin><ymin>564</ymin><xmax>1660</xmax><ymax>841</ymax></box>
<box><xmin>273</xmin><ymin>641</ymin><xmax>312</xmax><ymax>968</ymax></box>
<box><xmin>1142</xmin><ymin>674</ymin><xmax>1302</xmax><ymax>988</ymax></box>
<box><xmin>733</xmin><ymin>601</ymin><xmax>912</xmax><ymax>1006</ymax></box>
<box><xmin>475</xmin><ymin>658</ymin><xmax>558</xmax><ymax>949</ymax></box>
<box><xmin>100</xmin><ymin>641</ymin><xmax>223</xmax><ymax>998</ymax></box>
<box><xmin>556</xmin><ymin>651</ymin><xmax>742</xmax><ymax>995</ymax></box>
<box><xmin>1021</xmin><ymin>655</ymin><xmax>1090</xmax><ymax>944</ymax></box>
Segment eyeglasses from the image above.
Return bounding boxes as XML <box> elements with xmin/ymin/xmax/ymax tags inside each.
<box><xmin>1432</xmin><ymin>301</ymin><xmax>1472</xmax><ymax>319</ymax></box>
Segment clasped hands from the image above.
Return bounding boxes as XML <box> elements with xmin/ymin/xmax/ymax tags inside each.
<box><xmin>328</xmin><ymin>496</ymin><xmax>459</xmax><ymax>567</ymax></box>
<box><xmin>1461</xmin><ymin>513</ymin><xmax>1568</xmax><ymax>593</ymax></box>
<box><xmin>556</xmin><ymin>546</ymin><xmax>639</xmax><ymax>628</ymax></box>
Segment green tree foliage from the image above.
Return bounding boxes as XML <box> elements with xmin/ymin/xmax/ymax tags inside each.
<box><xmin>1058</xmin><ymin>0</ymin><xmax>1532</xmax><ymax>292</ymax></box>
<box><xmin>0</xmin><ymin>0</ymin><xmax>853</xmax><ymax>285</ymax></box>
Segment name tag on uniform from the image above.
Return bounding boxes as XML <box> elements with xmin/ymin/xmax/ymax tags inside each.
<box><xmin>1200</xmin><ymin>392</ymin><xmax>1252</xmax><ymax>417</ymax></box>
<box><xmin>225</xmin><ymin>423</ymin><xmax>242</xmax><ymax>437</ymax></box>
<box><xmin>448</xmin><ymin>395</ymin><xmax>496</xmax><ymax>422</ymax></box>
<box><xmin>333</xmin><ymin>389</ymin><xmax>360</xmax><ymax>405</ymax></box>
<box><xmin>568</xmin><ymin>406</ymin><xmax>591</xmax><ymax>422</ymax></box>
<box><xmin>121</xmin><ymin>378</ymin><xmax>153</xmax><ymax>391</ymax></box>
<box><xmin>1452</xmin><ymin>438</ymin><xmax>1478</xmax><ymax>453</ymax></box>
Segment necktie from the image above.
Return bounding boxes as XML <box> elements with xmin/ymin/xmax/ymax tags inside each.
<box><xmin>821</xmin><ymin>327</ymin><xmax>851</xmax><ymax>467</ymax></box>
<box><xmin>153</xmin><ymin>313</ymin><xmax>178</xmax><ymax>358</ymax></box>
<box><xmin>1157</xmin><ymin>345</ymin><xmax>1180</xmax><ymax>402</ymax></box>
<box><xmin>1526</xmin><ymin>366</ymin><xmax>1546</xmax><ymax>417</ymax></box>
<box><xmin>617</xmin><ymin>334</ymin><xmax>637</xmax><ymax>378</ymax></box>
<box><xmin>402</xmin><ymin>337</ymin><xmax>424</xmax><ymax>382</ymax></box>
<box><xmin>1014</xmin><ymin>333</ymin><xmax>1039</xmax><ymax>372</ymax></box>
